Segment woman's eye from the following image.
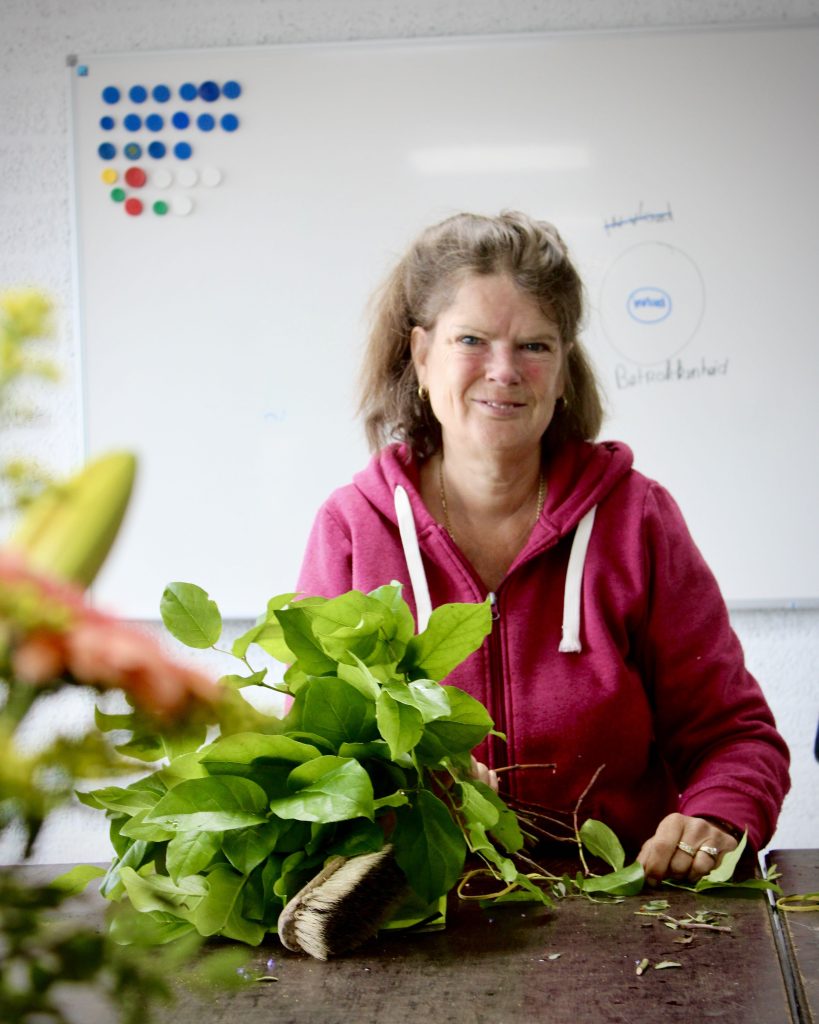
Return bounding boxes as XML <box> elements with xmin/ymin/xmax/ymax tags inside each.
<box><xmin>459</xmin><ymin>335</ymin><xmax>482</xmax><ymax>347</ymax></box>
<box><xmin>522</xmin><ymin>342</ymin><xmax>548</xmax><ymax>353</ymax></box>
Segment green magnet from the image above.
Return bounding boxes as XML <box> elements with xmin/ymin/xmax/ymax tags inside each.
<box><xmin>153</xmin><ymin>200</ymin><xmax>169</xmax><ymax>216</ymax></box>
<box><xmin>111</xmin><ymin>187</ymin><xmax>126</xmax><ymax>202</ymax></box>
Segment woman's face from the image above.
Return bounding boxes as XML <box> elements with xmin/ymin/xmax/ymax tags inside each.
<box><xmin>411</xmin><ymin>273</ymin><xmax>567</xmax><ymax>460</ymax></box>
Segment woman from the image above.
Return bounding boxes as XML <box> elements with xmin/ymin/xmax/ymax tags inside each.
<box><xmin>297</xmin><ymin>211</ymin><xmax>789</xmax><ymax>884</ymax></box>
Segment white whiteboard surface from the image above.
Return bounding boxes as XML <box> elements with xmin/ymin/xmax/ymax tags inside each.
<box><xmin>69</xmin><ymin>27</ymin><xmax>819</xmax><ymax>618</ymax></box>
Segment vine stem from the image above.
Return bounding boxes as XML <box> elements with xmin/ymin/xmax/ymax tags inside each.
<box><xmin>572</xmin><ymin>764</ymin><xmax>606</xmax><ymax>877</ymax></box>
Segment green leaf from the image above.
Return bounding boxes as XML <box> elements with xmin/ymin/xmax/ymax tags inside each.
<box><xmin>222</xmin><ymin>821</ymin><xmax>282</xmax><ymax>875</ymax></box>
<box><xmin>325</xmin><ymin>819</ymin><xmax>385</xmax><ymax>858</ymax></box>
<box><xmin>157</xmin><ymin>751</ymin><xmax>208</xmax><ymax>787</ymax></box>
<box><xmin>232</xmin><ymin>618</ymin><xmax>292</xmax><ymax>663</ymax></box>
<box><xmin>219</xmin><ymin>670</ymin><xmax>268</xmax><ymax>690</ymax></box>
<box><xmin>286</xmin><ymin>754</ymin><xmax>350</xmax><ymax>790</ymax></box>
<box><xmin>393</xmin><ymin>790</ymin><xmax>466</xmax><ymax>902</ymax></box>
<box><xmin>406</xmin><ymin>678</ymin><xmax>452</xmax><ymax>722</ymax></box>
<box><xmin>300</xmin><ymin>676</ymin><xmax>376</xmax><ymax>748</ymax></box>
<box><xmin>160</xmin><ymin>582</ymin><xmax>222</xmax><ymax>648</ymax></box>
<box><xmin>94</xmin><ymin>706</ymin><xmax>136</xmax><ymax>732</ymax></box>
<box><xmin>166</xmin><ymin>830</ymin><xmax>222</xmax><ymax>882</ymax></box>
<box><xmin>119</xmin><ymin>866</ymin><xmax>208</xmax><ymax>914</ymax></box>
<box><xmin>101</xmin><ymin>839</ymin><xmax>155</xmax><ymax>899</ymax></box>
<box><xmin>146</xmin><ymin>776</ymin><xmax>269</xmax><ymax>832</ymax></box>
<box><xmin>580</xmin><ymin>818</ymin><xmax>626</xmax><ymax>871</ymax></box>
<box><xmin>415</xmin><ymin>687</ymin><xmax>494</xmax><ymax>763</ymax></box>
<box><xmin>578</xmin><ymin>861</ymin><xmax>644</xmax><ymax>896</ymax></box>
<box><xmin>269</xmin><ymin>759</ymin><xmax>374</xmax><ymax>823</ymax></box>
<box><xmin>201</xmin><ymin>732</ymin><xmax>322</xmax><ymax>771</ymax></box>
<box><xmin>376</xmin><ymin>690</ymin><xmax>425</xmax><ymax>759</ymax></box>
<box><xmin>698</xmin><ymin>832</ymin><xmax>747</xmax><ymax>884</ymax></box>
<box><xmin>275</xmin><ymin>605</ymin><xmax>337</xmax><ymax>675</ymax></box>
<box><xmin>51</xmin><ymin>864</ymin><xmax>106</xmax><ymax>896</ymax></box>
<box><xmin>162</xmin><ymin>721</ymin><xmax>208</xmax><ymax>761</ymax></box>
<box><xmin>469</xmin><ymin>780</ymin><xmax>524</xmax><ymax>854</ymax></box>
<box><xmin>119</xmin><ymin>810</ymin><xmax>176</xmax><ymax>842</ymax></box>
<box><xmin>76</xmin><ymin>785</ymin><xmax>160</xmax><ymax>816</ymax></box>
<box><xmin>400</xmin><ymin>600</ymin><xmax>491</xmax><ymax>680</ymax></box>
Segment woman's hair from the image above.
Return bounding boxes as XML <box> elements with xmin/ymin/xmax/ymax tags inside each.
<box><xmin>359</xmin><ymin>210</ymin><xmax>604</xmax><ymax>457</ymax></box>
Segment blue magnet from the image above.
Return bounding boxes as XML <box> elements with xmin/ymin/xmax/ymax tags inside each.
<box><xmin>146</xmin><ymin>114</ymin><xmax>164</xmax><ymax>132</ymax></box>
<box><xmin>172</xmin><ymin>111</ymin><xmax>190</xmax><ymax>129</ymax></box>
<box><xmin>197</xmin><ymin>113</ymin><xmax>215</xmax><ymax>131</ymax></box>
<box><xmin>152</xmin><ymin>84</ymin><xmax>171</xmax><ymax>103</ymax></box>
<box><xmin>129</xmin><ymin>85</ymin><xmax>148</xmax><ymax>104</ymax></box>
<box><xmin>102</xmin><ymin>86</ymin><xmax>121</xmax><ymax>104</ymax></box>
<box><xmin>148</xmin><ymin>141</ymin><xmax>167</xmax><ymax>158</ymax></box>
<box><xmin>98</xmin><ymin>142</ymin><xmax>116</xmax><ymax>160</ymax></box>
<box><xmin>124</xmin><ymin>113</ymin><xmax>142</xmax><ymax>131</ymax></box>
<box><xmin>199</xmin><ymin>80</ymin><xmax>220</xmax><ymax>102</ymax></box>
<box><xmin>100</xmin><ymin>116</ymin><xmax>115</xmax><ymax>130</ymax></box>
<box><xmin>221</xmin><ymin>113</ymin><xmax>239</xmax><ymax>132</ymax></box>
<box><xmin>77</xmin><ymin>65</ymin><xmax>89</xmax><ymax>77</ymax></box>
<box><xmin>124</xmin><ymin>142</ymin><xmax>142</xmax><ymax>160</ymax></box>
<box><xmin>180</xmin><ymin>82</ymin><xmax>197</xmax><ymax>101</ymax></box>
<box><xmin>174</xmin><ymin>141</ymin><xmax>192</xmax><ymax>160</ymax></box>
<box><xmin>223</xmin><ymin>80</ymin><xmax>242</xmax><ymax>99</ymax></box>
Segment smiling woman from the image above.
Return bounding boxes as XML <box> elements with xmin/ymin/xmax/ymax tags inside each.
<box><xmin>297</xmin><ymin>210</ymin><xmax>790</xmax><ymax>889</ymax></box>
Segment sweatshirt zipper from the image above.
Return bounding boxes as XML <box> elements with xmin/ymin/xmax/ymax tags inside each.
<box><xmin>486</xmin><ymin>590</ymin><xmax>509</xmax><ymax>781</ymax></box>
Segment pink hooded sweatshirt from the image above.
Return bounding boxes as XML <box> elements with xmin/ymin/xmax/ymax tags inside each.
<box><xmin>297</xmin><ymin>440</ymin><xmax>790</xmax><ymax>854</ymax></box>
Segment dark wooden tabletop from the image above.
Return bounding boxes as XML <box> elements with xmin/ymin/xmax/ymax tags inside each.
<box><xmin>38</xmin><ymin>853</ymin><xmax>818</xmax><ymax>1024</ymax></box>
<box><xmin>767</xmin><ymin>848</ymin><xmax>819</xmax><ymax>1024</ymax></box>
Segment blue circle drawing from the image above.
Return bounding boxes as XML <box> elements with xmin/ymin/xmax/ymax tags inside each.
<box><xmin>148</xmin><ymin>141</ymin><xmax>167</xmax><ymax>158</ymax></box>
<box><xmin>129</xmin><ymin>85</ymin><xmax>148</xmax><ymax>104</ymax></box>
<box><xmin>627</xmin><ymin>286</ymin><xmax>673</xmax><ymax>325</ymax></box>
<box><xmin>146</xmin><ymin>114</ymin><xmax>164</xmax><ymax>132</ymax></box>
<box><xmin>124</xmin><ymin>113</ymin><xmax>142</xmax><ymax>132</ymax></box>
<box><xmin>102</xmin><ymin>86</ymin><xmax>121</xmax><ymax>105</ymax></box>
<box><xmin>221</xmin><ymin>113</ymin><xmax>239</xmax><ymax>132</ymax></box>
<box><xmin>124</xmin><ymin>142</ymin><xmax>142</xmax><ymax>160</ymax></box>
<box><xmin>153</xmin><ymin>84</ymin><xmax>171</xmax><ymax>103</ymax></box>
<box><xmin>98</xmin><ymin>142</ymin><xmax>116</xmax><ymax>160</ymax></box>
<box><xmin>172</xmin><ymin>111</ymin><xmax>190</xmax><ymax>129</ymax></box>
<box><xmin>197</xmin><ymin>113</ymin><xmax>215</xmax><ymax>131</ymax></box>
<box><xmin>100</xmin><ymin>116</ymin><xmax>115</xmax><ymax>130</ymax></box>
<box><xmin>199</xmin><ymin>80</ymin><xmax>220</xmax><ymax>102</ymax></box>
<box><xmin>223</xmin><ymin>80</ymin><xmax>242</xmax><ymax>99</ymax></box>
<box><xmin>174</xmin><ymin>141</ymin><xmax>193</xmax><ymax>160</ymax></box>
<box><xmin>180</xmin><ymin>82</ymin><xmax>197</xmax><ymax>101</ymax></box>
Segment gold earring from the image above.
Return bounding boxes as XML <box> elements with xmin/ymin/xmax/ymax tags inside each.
<box><xmin>418</xmin><ymin>385</ymin><xmax>429</xmax><ymax>401</ymax></box>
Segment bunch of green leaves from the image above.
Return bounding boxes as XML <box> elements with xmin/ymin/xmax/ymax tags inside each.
<box><xmin>80</xmin><ymin>583</ymin><xmax>554</xmax><ymax>948</ymax></box>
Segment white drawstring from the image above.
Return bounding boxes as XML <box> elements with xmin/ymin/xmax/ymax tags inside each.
<box><xmin>558</xmin><ymin>505</ymin><xmax>597</xmax><ymax>653</ymax></box>
<box><xmin>394</xmin><ymin>485</ymin><xmax>432</xmax><ymax>631</ymax></box>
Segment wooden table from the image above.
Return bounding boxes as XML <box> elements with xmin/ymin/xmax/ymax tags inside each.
<box><xmin>43</xmin><ymin>851</ymin><xmax>818</xmax><ymax>1023</ymax></box>
<box><xmin>767</xmin><ymin>849</ymin><xmax>819</xmax><ymax>1024</ymax></box>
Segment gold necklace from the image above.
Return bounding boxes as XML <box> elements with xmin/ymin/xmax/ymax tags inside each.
<box><xmin>438</xmin><ymin>459</ymin><xmax>546</xmax><ymax>541</ymax></box>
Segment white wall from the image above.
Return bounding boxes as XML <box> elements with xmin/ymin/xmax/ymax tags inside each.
<box><xmin>1</xmin><ymin>0</ymin><xmax>816</xmax><ymax>862</ymax></box>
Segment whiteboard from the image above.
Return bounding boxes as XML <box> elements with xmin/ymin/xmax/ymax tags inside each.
<box><xmin>68</xmin><ymin>27</ymin><xmax>819</xmax><ymax>617</ymax></box>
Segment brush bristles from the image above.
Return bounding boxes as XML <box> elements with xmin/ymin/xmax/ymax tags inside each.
<box><xmin>278</xmin><ymin>845</ymin><xmax>409</xmax><ymax>960</ymax></box>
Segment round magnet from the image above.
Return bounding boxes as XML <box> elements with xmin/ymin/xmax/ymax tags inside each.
<box><xmin>124</xmin><ymin>113</ymin><xmax>142</xmax><ymax>131</ymax></box>
<box><xmin>125</xmin><ymin>197</ymin><xmax>143</xmax><ymax>216</ymax></box>
<box><xmin>220</xmin><ymin>113</ymin><xmax>239</xmax><ymax>132</ymax></box>
<box><xmin>153</xmin><ymin>200</ymin><xmax>169</xmax><ymax>216</ymax></box>
<box><xmin>172</xmin><ymin>111</ymin><xmax>190</xmax><ymax>129</ymax></box>
<box><xmin>172</xmin><ymin>195</ymin><xmax>194</xmax><ymax>216</ymax></box>
<box><xmin>147</xmin><ymin>141</ymin><xmax>166</xmax><ymax>158</ymax></box>
<box><xmin>146</xmin><ymin>114</ymin><xmax>164</xmax><ymax>132</ymax></box>
<box><xmin>199</xmin><ymin>81</ymin><xmax>220</xmax><ymax>102</ymax></box>
<box><xmin>100</xmin><ymin>116</ymin><xmax>115</xmax><ymax>130</ymax></box>
<box><xmin>124</xmin><ymin>166</ymin><xmax>147</xmax><ymax>188</ymax></box>
<box><xmin>98</xmin><ymin>142</ymin><xmax>116</xmax><ymax>160</ymax></box>
<box><xmin>110</xmin><ymin>187</ymin><xmax>126</xmax><ymax>202</ymax></box>
<box><xmin>223</xmin><ymin>80</ymin><xmax>242</xmax><ymax>99</ymax></box>
<box><xmin>197</xmin><ymin>113</ymin><xmax>215</xmax><ymax>132</ymax></box>
<box><xmin>102</xmin><ymin>86</ymin><xmax>121</xmax><ymax>104</ymax></box>
<box><xmin>180</xmin><ymin>82</ymin><xmax>197</xmax><ymax>101</ymax></box>
<box><xmin>129</xmin><ymin>85</ymin><xmax>148</xmax><ymax>104</ymax></box>
<box><xmin>101</xmin><ymin>168</ymin><xmax>118</xmax><ymax>184</ymax></box>
<box><xmin>153</xmin><ymin>84</ymin><xmax>171</xmax><ymax>103</ymax></box>
<box><xmin>174</xmin><ymin>141</ymin><xmax>192</xmax><ymax>160</ymax></box>
<box><xmin>201</xmin><ymin>166</ymin><xmax>222</xmax><ymax>187</ymax></box>
<box><xmin>124</xmin><ymin>142</ymin><xmax>142</xmax><ymax>160</ymax></box>
<box><xmin>153</xmin><ymin>168</ymin><xmax>172</xmax><ymax>188</ymax></box>
<box><xmin>177</xmin><ymin>166</ymin><xmax>198</xmax><ymax>187</ymax></box>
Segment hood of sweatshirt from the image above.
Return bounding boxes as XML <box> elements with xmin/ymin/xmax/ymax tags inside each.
<box><xmin>352</xmin><ymin>438</ymin><xmax>634</xmax><ymax>545</ymax></box>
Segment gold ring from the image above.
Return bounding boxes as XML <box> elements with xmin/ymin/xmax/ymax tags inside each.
<box><xmin>676</xmin><ymin>840</ymin><xmax>696</xmax><ymax>857</ymax></box>
<box><xmin>698</xmin><ymin>845</ymin><xmax>719</xmax><ymax>860</ymax></box>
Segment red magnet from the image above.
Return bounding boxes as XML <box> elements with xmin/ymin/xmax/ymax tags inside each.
<box><xmin>124</xmin><ymin>197</ymin><xmax>144</xmax><ymax>216</ymax></box>
<box><xmin>124</xmin><ymin>167</ymin><xmax>147</xmax><ymax>188</ymax></box>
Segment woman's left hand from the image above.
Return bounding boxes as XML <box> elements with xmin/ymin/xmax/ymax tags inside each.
<box><xmin>637</xmin><ymin>813</ymin><xmax>738</xmax><ymax>885</ymax></box>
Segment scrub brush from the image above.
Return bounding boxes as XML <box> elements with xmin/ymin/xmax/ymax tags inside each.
<box><xmin>277</xmin><ymin>844</ymin><xmax>410</xmax><ymax>960</ymax></box>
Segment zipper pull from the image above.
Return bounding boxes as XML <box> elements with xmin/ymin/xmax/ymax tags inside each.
<box><xmin>488</xmin><ymin>591</ymin><xmax>500</xmax><ymax>622</ymax></box>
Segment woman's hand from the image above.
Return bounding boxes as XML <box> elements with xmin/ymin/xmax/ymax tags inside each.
<box><xmin>469</xmin><ymin>755</ymin><xmax>499</xmax><ymax>793</ymax></box>
<box><xmin>637</xmin><ymin>813</ymin><xmax>738</xmax><ymax>885</ymax></box>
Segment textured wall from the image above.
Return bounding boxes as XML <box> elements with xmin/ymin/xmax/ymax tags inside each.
<box><xmin>1</xmin><ymin>0</ymin><xmax>816</xmax><ymax>862</ymax></box>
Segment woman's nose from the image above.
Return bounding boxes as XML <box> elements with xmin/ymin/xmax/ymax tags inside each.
<box><xmin>486</xmin><ymin>343</ymin><xmax>522</xmax><ymax>384</ymax></box>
